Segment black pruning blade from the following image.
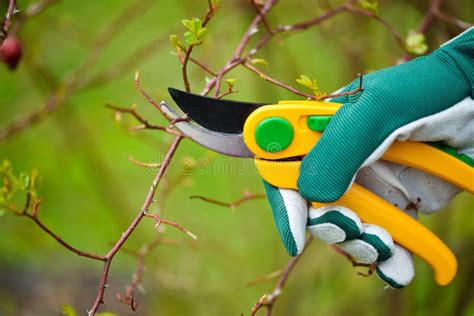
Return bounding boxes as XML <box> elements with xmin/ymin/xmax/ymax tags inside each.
<box><xmin>168</xmin><ymin>88</ymin><xmax>265</xmax><ymax>134</ymax></box>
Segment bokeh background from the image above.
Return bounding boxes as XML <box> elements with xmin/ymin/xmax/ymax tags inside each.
<box><xmin>0</xmin><ymin>0</ymin><xmax>473</xmax><ymax>315</ymax></box>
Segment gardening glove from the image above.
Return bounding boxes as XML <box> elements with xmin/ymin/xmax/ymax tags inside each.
<box><xmin>263</xmin><ymin>27</ymin><xmax>474</xmax><ymax>289</ymax></box>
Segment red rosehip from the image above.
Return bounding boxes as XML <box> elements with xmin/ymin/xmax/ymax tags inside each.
<box><xmin>1</xmin><ymin>36</ymin><xmax>23</xmax><ymax>70</ymax></box>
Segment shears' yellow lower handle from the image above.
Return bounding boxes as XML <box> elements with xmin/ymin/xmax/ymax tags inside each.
<box><xmin>246</xmin><ymin>101</ymin><xmax>472</xmax><ymax>286</ymax></box>
<box><xmin>255</xmin><ymin>159</ymin><xmax>457</xmax><ymax>286</ymax></box>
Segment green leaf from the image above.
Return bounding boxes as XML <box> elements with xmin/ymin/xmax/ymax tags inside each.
<box><xmin>61</xmin><ymin>305</ymin><xmax>77</xmax><ymax>316</ymax></box>
<box><xmin>296</xmin><ymin>75</ymin><xmax>316</xmax><ymax>90</ymax></box>
<box><xmin>225</xmin><ymin>78</ymin><xmax>236</xmax><ymax>88</ymax></box>
<box><xmin>96</xmin><ymin>312</ymin><xmax>118</xmax><ymax>316</ymax></box>
<box><xmin>250</xmin><ymin>58</ymin><xmax>269</xmax><ymax>67</ymax></box>
<box><xmin>296</xmin><ymin>74</ymin><xmax>325</xmax><ymax>98</ymax></box>
<box><xmin>19</xmin><ymin>173</ymin><xmax>30</xmax><ymax>190</ymax></box>
<box><xmin>169</xmin><ymin>34</ymin><xmax>186</xmax><ymax>51</ymax></box>
<box><xmin>29</xmin><ymin>169</ymin><xmax>39</xmax><ymax>191</ymax></box>
<box><xmin>357</xmin><ymin>0</ymin><xmax>379</xmax><ymax>15</ymax></box>
<box><xmin>182</xmin><ymin>18</ymin><xmax>207</xmax><ymax>45</ymax></box>
<box><xmin>405</xmin><ymin>31</ymin><xmax>428</xmax><ymax>55</ymax></box>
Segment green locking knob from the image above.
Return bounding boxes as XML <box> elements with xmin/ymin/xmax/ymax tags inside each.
<box><xmin>255</xmin><ymin>117</ymin><xmax>294</xmax><ymax>153</ymax></box>
<box><xmin>307</xmin><ymin>115</ymin><xmax>332</xmax><ymax>132</ymax></box>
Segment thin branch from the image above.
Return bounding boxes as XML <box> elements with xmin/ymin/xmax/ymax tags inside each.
<box><xmin>217</xmin><ymin>88</ymin><xmax>239</xmax><ymax>99</ymax></box>
<box><xmin>274</xmin><ymin>3</ymin><xmax>347</xmax><ymax>33</ymax></box>
<box><xmin>134</xmin><ymin>71</ymin><xmax>174</xmax><ymax>120</ymax></box>
<box><xmin>417</xmin><ymin>0</ymin><xmax>442</xmax><ymax>34</ymax></box>
<box><xmin>189</xmin><ymin>56</ymin><xmax>218</xmax><ymax>76</ymax></box>
<box><xmin>251</xmin><ymin>236</ymin><xmax>313</xmax><ymax>316</ymax></box>
<box><xmin>128</xmin><ymin>155</ymin><xmax>161</xmax><ymax>169</ymax></box>
<box><xmin>116</xmin><ymin>233</ymin><xmax>198</xmax><ymax>311</ymax></box>
<box><xmin>19</xmin><ymin>211</ymin><xmax>106</xmax><ymax>261</ymax></box>
<box><xmin>246</xmin><ymin>269</ymin><xmax>284</xmax><ymax>286</ymax></box>
<box><xmin>434</xmin><ymin>10</ymin><xmax>472</xmax><ymax>30</ymax></box>
<box><xmin>0</xmin><ymin>86</ymin><xmax>75</xmax><ymax>142</ymax></box>
<box><xmin>181</xmin><ymin>0</ymin><xmax>219</xmax><ymax>92</ymax></box>
<box><xmin>145</xmin><ymin>212</ymin><xmax>198</xmax><ymax>240</ymax></box>
<box><xmin>0</xmin><ymin>0</ymin><xmax>154</xmax><ymax>143</ymax></box>
<box><xmin>83</xmin><ymin>33</ymin><xmax>172</xmax><ymax>90</ymax></box>
<box><xmin>116</xmin><ymin>237</ymin><xmax>161</xmax><ymax>311</ymax></box>
<box><xmin>88</xmin><ymin>135</ymin><xmax>184</xmax><ymax>315</ymax></box>
<box><xmin>8</xmin><ymin>196</ymin><xmax>105</xmax><ymax>261</ymax></box>
<box><xmin>345</xmin><ymin>3</ymin><xmax>405</xmax><ymax>48</ymax></box>
<box><xmin>190</xmin><ymin>191</ymin><xmax>265</xmax><ymax>210</ymax></box>
<box><xmin>202</xmin><ymin>0</ymin><xmax>279</xmax><ymax>97</ymax></box>
<box><xmin>331</xmin><ymin>245</ymin><xmax>376</xmax><ymax>276</ymax></box>
<box><xmin>105</xmin><ymin>103</ymin><xmax>185</xmax><ymax>137</ymax></box>
<box><xmin>249</xmin><ymin>0</ymin><xmax>273</xmax><ymax>34</ymax></box>
<box><xmin>202</xmin><ymin>0</ymin><xmax>354</xmax><ymax>97</ymax></box>
<box><xmin>1</xmin><ymin>0</ymin><xmax>17</xmax><ymax>44</ymax></box>
<box><xmin>243</xmin><ymin>62</ymin><xmax>316</xmax><ymax>99</ymax></box>
<box><xmin>318</xmin><ymin>73</ymin><xmax>364</xmax><ymax>100</ymax></box>
<box><xmin>13</xmin><ymin>0</ymin><xmax>59</xmax><ymax>29</ymax></box>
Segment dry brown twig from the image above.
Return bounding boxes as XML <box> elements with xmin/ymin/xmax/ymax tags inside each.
<box><xmin>128</xmin><ymin>155</ymin><xmax>162</xmax><ymax>169</ymax></box>
<box><xmin>190</xmin><ymin>191</ymin><xmax>266</xmax><ymax>210</ymax></box>
<box><xmin>332</xmin><ymin>245</ymin><xmax>376</xmax><ymax>277</ymax></box>
<box><xmin>116</xmin><ymin>229</ymin><xmax>197</xmax><ymax>311</ymax></box>
<box><xmin>250</xmin><ymin>236</ymin><xmax>313</xmax><ymax>316</ymax></box>
<box><xmin>1</xmin><ymin>0</ymin><xmax>17</xmax><ymax>43</ymax></box>
<box><xmin>87</xmin><ymin>134</ymin><xmax>185</xmax><ymax>315</ymax></box>
<box><xmin>105</xmin><ymin>102</ymin><xmax>185</xmax><ymax>137</ymax></box>
<box><xmin>8</xmin><ymin>195</ymin><xmax>106</xmax><ymax>262</ymax></box>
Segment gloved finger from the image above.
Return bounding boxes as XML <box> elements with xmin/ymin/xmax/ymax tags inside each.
<box><xmin>297</xmin><ymin>61</ymin><xmax>462</xmax><ymax>203</ymax></box>
<box><xmin>376</xmin><ymin>244</ymin><xmax>415</xmax><ymax>289</ymax></box>
<box><xmin>262</xmin><ymin>180</ymin><xmax>308</xmax><ymax>256</ymax></box>
<box><xmin>337</xmin><ymin>224</ymin><xmax>394</xmax><ymax>264</ymax></box>
<box><xmin>307</xmin><ymin>205</ymin><xmax>362</xmax><ymax>244</ymax></box>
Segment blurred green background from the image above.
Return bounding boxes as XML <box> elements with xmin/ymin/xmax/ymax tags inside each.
<box><xmin>0</xmin><ymin>0</ymin><xmax>473</xmax><ymax>315</ymax></box>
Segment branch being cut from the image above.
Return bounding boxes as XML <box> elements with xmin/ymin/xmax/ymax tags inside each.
<box><xmin>105</xmin><ymin>103</ymin><xmax>185</xmax><ymax>137</ymax></box>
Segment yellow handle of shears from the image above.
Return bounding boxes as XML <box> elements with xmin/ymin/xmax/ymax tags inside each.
<box><xmin>255</xmin><ymin>159</ymin><xmax>458</xmax><ymax>286</ymax></box>
<box><xmin>244</xmin><ymin>101</ymin><xmax>474</xmax><ymax>286</ymax></box>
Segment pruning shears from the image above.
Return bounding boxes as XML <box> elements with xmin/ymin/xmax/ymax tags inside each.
<box><xmin>160</xmin><ymin>88</ymin><xmax>474</xmax><ymax>286</ymax></box>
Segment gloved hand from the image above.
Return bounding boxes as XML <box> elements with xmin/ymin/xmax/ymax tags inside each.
<box><xmin>263</xmin><ymin>27</ymin><xmax>474</xmax><ymax>288</ymax></box>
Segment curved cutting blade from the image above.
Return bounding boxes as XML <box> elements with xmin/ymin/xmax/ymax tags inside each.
<box><xmin>168</xmin><ymin>88</ymin><xmax>265</xmax><ymax>134</ymax></box>
<box><xmin>160</xmin><ymin>100</ymin><xmax>254</xmax><ymax>158</ymax></box>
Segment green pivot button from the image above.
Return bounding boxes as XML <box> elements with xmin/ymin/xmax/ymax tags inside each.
<box><xmin>307</xmin><ymin>115</ymin><xmax>332</xmax><ymax>132</ymax></box>
<box><xmin>255</xmin><ymin>117</ymin><xmax>294</xmax><ymax>153</ymax></box>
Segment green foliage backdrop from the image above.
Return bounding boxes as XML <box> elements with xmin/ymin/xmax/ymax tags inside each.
<box><xmin>0</xmin><ymin>0</ymin><xmax>473</xmax><ymax>315</ymax></box>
